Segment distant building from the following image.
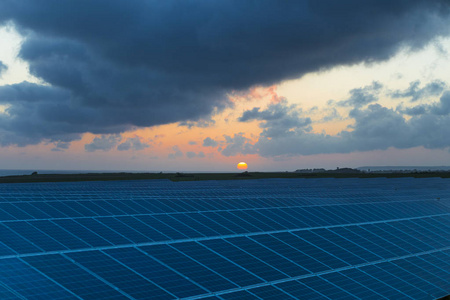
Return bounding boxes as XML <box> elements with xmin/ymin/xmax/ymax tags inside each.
<box><xmin>295</xmin><ymin>168</ymin><xmax>326</xmax><ymax>173</ymax></box>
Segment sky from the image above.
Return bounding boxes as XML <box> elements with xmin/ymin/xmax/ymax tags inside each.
<box><xmin>1</xmin><ymin>0</ymin><xmax>450</xmax><ymax>172</ymax></box>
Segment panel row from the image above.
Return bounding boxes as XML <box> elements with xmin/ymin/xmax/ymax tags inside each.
<box><xmin>0</xmin><ymin>187</ymin><xmax>448</xmax><ymax>217</ymax></box>
<box><xmin>0</xmin><ymin>195</ymin><xmax>447</xmax><ymax>229</ymax></box>
<box><xmin>1</xmin><ymin>178</ymin><xmax>448</xmax><ymax>206</ymax></box>
<box><xmin>215</xmin><ymin>252</ymin><xmax>450</xmax><ymax>300</ymax></box>
<box><xmin>1</xmin><ymin>199</ymin><xmax>449</xmax><ymax>256</ymax></box>
<box><xmin>2</xmin><ymin>245</ymin><xmax>449</xmax><ymax>299</ymax></box>
<box><xmin>1</xmin><ymin>214</ymin><xmax>449</xmax><ymax>270</ymax></box>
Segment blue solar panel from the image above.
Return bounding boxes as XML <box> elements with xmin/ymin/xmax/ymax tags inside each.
<box><xmin>0</xmin><ymin>258</ymin><xmax>76</xmax><ymax>299</ymax></box>
<box><xmin>0</xmin><ymin>177</ymin><xmax>449</xmax><ymax>299</ymax></box>
<box><xmin>107</xmin><ymin>247</ymin><xmax>206</xmax><ymax>298</ymax></box>
<box><xmin>24</xmin><ymin>254</ymin><xmax>126</xmax><ymax>299</ymax></box>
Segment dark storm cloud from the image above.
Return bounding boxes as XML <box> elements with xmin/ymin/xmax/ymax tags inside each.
<box><xmin>0</xmin><ymin>61</ymin><xmax>7</xmax><ymax>76</ymax></box>
<box><xmin>390</xmin><ymin>80</ymin><xmax>447</xmax><ymax>101</ymax></box>
<box><xmin>0</xmin><ymin>0</ymin><xmax>449</xmax><ymax>145</ymax></box>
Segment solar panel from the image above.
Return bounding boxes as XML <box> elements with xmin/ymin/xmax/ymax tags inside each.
<box><xmin>0</xmin><ymin>177</ymin><xmax>449</xmax><ymax>299</ymax></box>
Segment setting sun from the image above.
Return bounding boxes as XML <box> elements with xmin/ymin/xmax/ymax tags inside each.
<box><xmin>237</xmin><ymin>162</ymin><xmax>248</xmax><ymax>170</ymax></box>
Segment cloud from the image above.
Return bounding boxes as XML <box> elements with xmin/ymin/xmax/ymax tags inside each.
<box><xmin>239</xmin><ymin>99</ymin><xmax>312</xmax><ymax>138</ymax></box>
<box><xmin>228</xmin><ymin>89</ymin><xmax>450</xmax><ymax>157</ymax></box>
<box><xmin>179</xmin><ymin>119</ymin><xmax>216</xmax><ymax>129</ymax></box>
<box><xmin>85</xmin><ymin>134</ymin><xmax>121</xmax><ymax>152</ymax></box>
<box><xmin>397</xmin><ymin>91</ymin><xmax>450</xmax><ymax>116</ymax></box>
<box><xmin>396</xmin><ymin>104</ymin><xmax>428</xmax><ymax>116</ymax></box>
<box><xmin>117</xmin><ymin>137</ymin><xmax>150</xmax><ymax>151</ymax></box>
<box><xmin>336</xmin><ymin>82</ymin><xmax>383</xmax><ymax>108</ymax></box>
<box><xmin>51</xmin><ymin>141</ymin><xmax>71</xmax><ymax>152</ymax></box>
<box><xmin>0</xmin><ymin>61</ymin><xmax>7</xmax><ymax>77</ymax></box>
<box><xmin>430</xmin><ymin>92</ymin><xmax>450</xmax><ymax>115</ymax></box>
<box><xmin>0</xmin><ymin>82</ymin><xmax>102</xmax><ymax>146</ymax></box>
<box><xmin>168</xmin><ymin>145</ymin><xmax>183</xmax><ymax>159</ymax></box>
<box><xmin>186</xmin><ymin>151</ymin><xmax>205</xmax><ymax>159</ymax></box>
<box><xmin>221</xmin><ymin>133</ymin><xmax>256</xmax><ymax>157</ymax></box>
<box><xmin>186</xmin><ymin>151</ymin><xmax>196</xmax><ymax>158</ymax></box>
<box><xmin>0</xmin><ymin>1</ymin><xmax>449</xmax><ymax>145</ymax></box>
<box><xmin>390</xmin><ymin>80</ymin><xmax>447</xmax><ymax>102</ymax></box>
<box><xmin>318</xmin><ymin>107</ymin><xmax>342</xmax><ymax>123</ymax></box>
<box><xmin>203</xmin><ymin>137</ymin><xmax>218</xmax><ymax>147</ymax></box>
<box><xmin>188</xmin><ymin>141</ymin><xmax>197</xmax><ymax>145</ymax></box>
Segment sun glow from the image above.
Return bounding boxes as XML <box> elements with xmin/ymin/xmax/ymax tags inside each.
<box><xmin>237</xmin><ymin>162</ymin><xmax>248</xmax><ymax>170</ymax></box>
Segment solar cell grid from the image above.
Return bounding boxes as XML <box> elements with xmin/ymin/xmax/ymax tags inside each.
<box><xmin>342</xmin><ymin>267</ymin><xmax>409</xmax><ymax>299</ymax></box>
<box><xmin>68</xmin><ymin>250</ymin><xmax>173</xmax><ymax>299</ymax></box>
<box><xmin>275</xmin><ymin>279</ymin><xmax>326</xmax><ymax>299</ymax></box>
<box><xmin>0</xmin><ymin>258</ymin><xmax>76</xmax><ymax>299</ymax></box>
<box><xmin>247</xmin><ymin>285</ymin><xmax>294</xmax><ymax>299</ymax></box>
<box><xmin>276</xmin><ymin>232</ymin><xmax>349</xmax><ymax>270</ymax></box>
<box><xmin>370</xmin><ymin>262</ymin><xmax>433</xmax><ymax>299</ymax></box>
<box><xmin>299</xmin><ymin>276</ymin><xmax>357</xmax><ymax>299</ymax></box>
<box><xmin>0</xmin><ymin>177</ymin><xmax>449</xmax><ymax>299</ymax></box>
<box><xmin>153</xmin><ymin>214</ymin><xmax>205</xmax><ymax>238</ymax></box>
<box><xmin>170</xmin><ymin>241</ymin><xmax>262</xmax><ymax>287</ymax></box>
<box><xmin>423</xmin><ymin>252</ymin><xmax>450</xmax><ymax>275</ymax></box>
<box><xmin>136</xmin><ymin>215</ymin><xmax>188</xmax><ymax>240</ymax></box>
<box><xmin>316</xmin><ymin>228</ymin><xmax>381</xmax><ymax>262</ymax></box>
<box><xmin>30</xmin><ymin>220</ymin><xmax>91</xmax><ymax>249</ymax></box>
<box><xmin>0</xmin><ymin>203</ymin><xmax>33</xmax><ymax>220</ymax></box>
<box><xmin>292</xmin><ymin>230</ymin><xmax>365</xmax><ymax>265</ymax></box>
<box><xmin>218</xmin><ymin>290</ymin><xmax>259</xmax><ymax>299</ymax></box>
<box><xmin>13</xmin><ymin>202</ymin><xmax>52</xmax><ymax>219</ymax></box>
<box><xmin>250</xmin><ymin>233</ymin><xmax>328</xmax><ymax>274</ymax></box>
<box><xmin>402</xmin><ymin>257</ymin><xmax>450</xmax><ymax>292</ymax></box>
<box><xmin>225</xmin><ymin>236</ymin><xmax>309</xmax><ymax>278</ymax></box>
<box><xmin>141</xmin><ymin>244</ymin><xmax>238</xmax><ymax>293</ymax></box>
<box><xmin>0</xmin><ymin>283</ymin><xmax>23</xmax><ymax>300</ymax></box>
<box><xmin>53</xmin><ymin>218</ymin><xmax>113</xmax><ymax>248</ymax></box>
<box><xmin>200</xmin><ymin>238</ymin><xmax>287</xmax><ymax>282</ymax></box>
<box><xmin>23</xmin><ymin>254</ymin><xmax>126</xmax><ymax>300</ymax></box>
<box><xmin>232</xmin><ymin>210</ymin><xmax>281</xmax><ymax>232</ymax></box>
<box><xmin>173</xmin><ymin>213</ymin><xmax>221</xmax><ymax>237</ymax></box>
<box><xmin>106</xmin><ymin>247</ymin><xmax>207</xmax><ymax>298</ymax></box>
<box><xmin>381</xmin><ymin>222</ymin><xmax>432</xmax><ymax>252</ymax></box>
<box><xmin>360</xmin><ymin>224</ymin><xmax>412</xmax><ymax>256</ymax></box>
<box><xmin>74</xmin><ymin>218</ymin><xmax>132</xmax><ymax>245</ymax></box>
<box><xmin>343</xmin><ymin>226</ymin><xmax>400</xmax><ymax>258</ymax></box>
<box><xmin>320</xmin><ymin>271</ymin><xmax>383</xmax><ymax>299</ymax></box>
<box><xmin>5</xmin><ymin>221</ymin><xmax>67</xmax><ymax>252</ymax></box>
<box><xmin>390</xmin><ymin>260</ymin><xmax>447</xmax><ymax>297</ymax></box>
<box><xmin>96</xmin><ymin>217</ymin><xmax>151</xmax><ymax>244</ymax></box>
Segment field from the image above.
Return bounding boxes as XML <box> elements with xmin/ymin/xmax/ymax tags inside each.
<box><xmin>1</xmin><ymin>170</ymin><xmax>450</xmax><ymax>184</ymax></box>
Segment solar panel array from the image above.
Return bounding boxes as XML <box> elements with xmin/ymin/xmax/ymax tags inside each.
<box><xmin>0</xmin><ymin>177</ymin><xmax>449</xmax><ymax>299</ymax></box>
